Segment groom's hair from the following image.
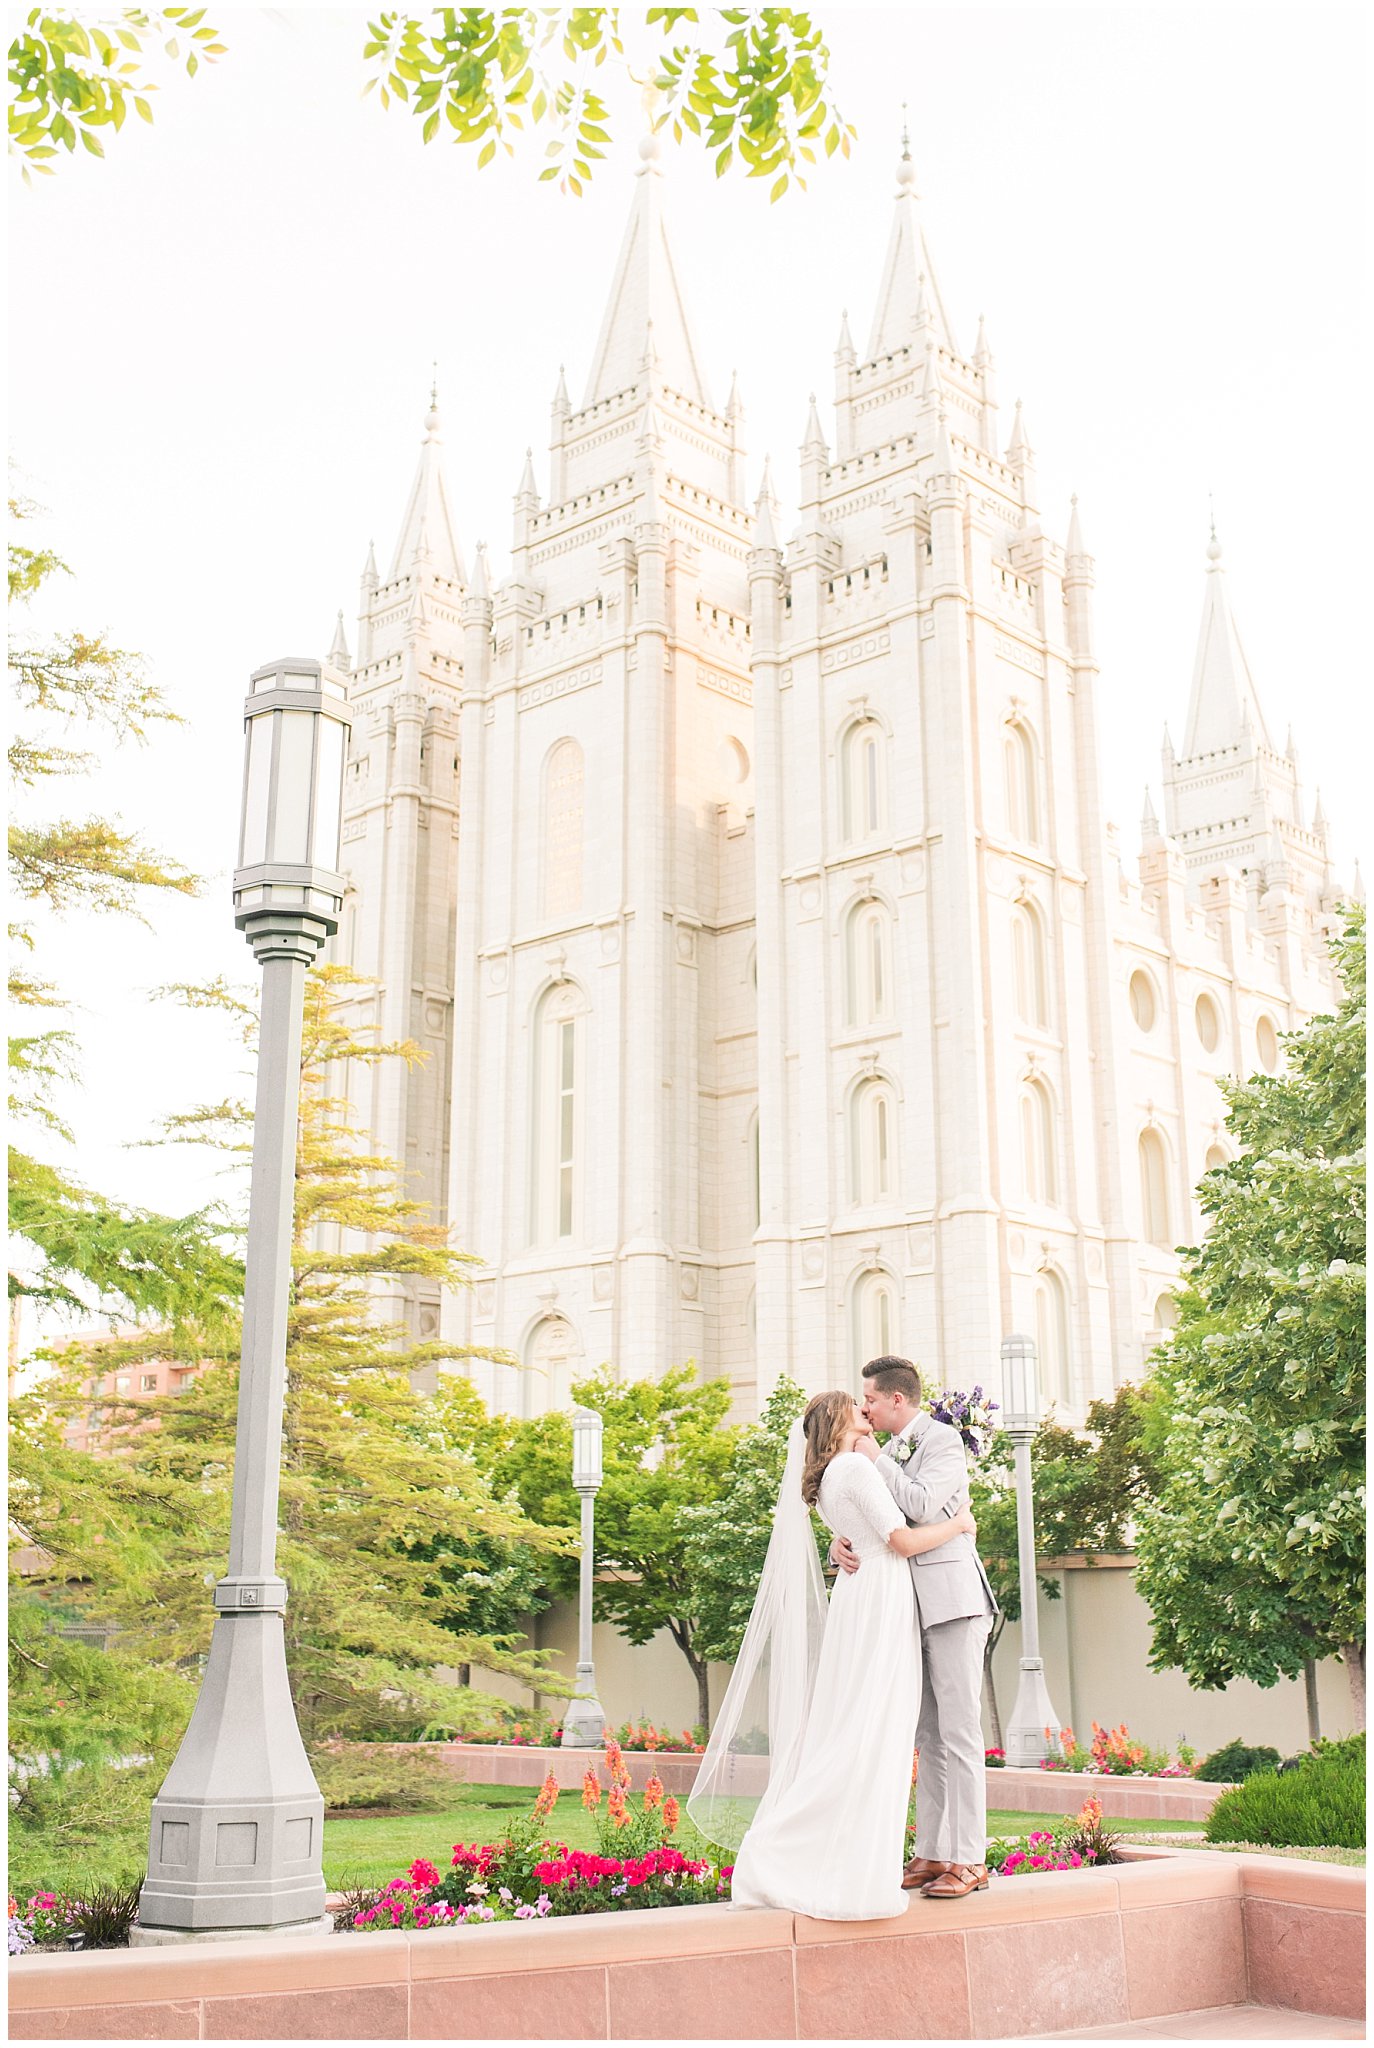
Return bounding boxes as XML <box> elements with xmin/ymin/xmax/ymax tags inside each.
<box><xmin>863</xmin><ymin>1356</ymin><xmax>921</xmax><ymax>1405</ymax></box>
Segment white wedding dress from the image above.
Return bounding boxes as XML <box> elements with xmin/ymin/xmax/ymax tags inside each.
<box><xmin>728</xmin><ymin>1451</ymin><xmax>920</xmax><ymax>1921</ymax></box>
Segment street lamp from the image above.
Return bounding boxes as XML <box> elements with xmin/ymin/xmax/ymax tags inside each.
<box><xmin>135</xmin><ymin>658</ymin><xmax>350</xmax><ymax>1942</ymax></box>
<box><xmin>560</xmin><ymin>1407</ymin><xmax>607</xmax><ymax>1748</ymax></box>
<box><xmin>1000</xmin><ymin>1332</ymin><xmax>1063</xmax><ymax>1769</ymax></box>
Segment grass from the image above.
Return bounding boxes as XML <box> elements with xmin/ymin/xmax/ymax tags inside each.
<box><xmin>320</xmin><ymin>1789</ymin><xmax>1202</xmax><ymax>1888</ymax></box>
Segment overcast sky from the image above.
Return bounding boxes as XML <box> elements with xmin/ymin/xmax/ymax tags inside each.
<box><xmin>9</xmin><ymin>4</ymin><xmax>1368</xmax><ymax>1292</ymax></box>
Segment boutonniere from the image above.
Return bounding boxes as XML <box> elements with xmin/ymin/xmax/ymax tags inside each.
<box><xmin>887</xmin><ymin>1433</ymin><xmax>918</xmax><ymax>1466</ymax></box>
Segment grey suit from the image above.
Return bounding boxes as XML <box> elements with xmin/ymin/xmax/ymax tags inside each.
<box><xmin>875</xmin><ymin>1414</ymin><xmax>996</xmax><ymax>1868</ymax></box>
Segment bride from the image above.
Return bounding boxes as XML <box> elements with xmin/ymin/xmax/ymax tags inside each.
<box><xmin>688</xmin><ymin>1388</ymin><xmax>976</xmax><ymax>1922</ymax></box>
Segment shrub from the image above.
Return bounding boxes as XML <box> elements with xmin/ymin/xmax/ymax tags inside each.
<box><xmin>1197</xmin><ymin>1739</ymin><xmax>1281</xmax><ymax>1784</ymax></box>
<box><xmin>310</xmin><ymin>1741</ymin><xmax>453</xmax><ymax>1814</ymax></box>
<box><xmin>1205</xmin><ymin>1735</ymin><xmax>1364</xmax><ymax>1850</ymax></box>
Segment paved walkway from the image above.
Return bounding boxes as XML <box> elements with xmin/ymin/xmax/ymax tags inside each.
<box><xmin>1033</xmin><ymin>2004</ymin><xmax>1363</xmax><ymax>2040</ymax></box>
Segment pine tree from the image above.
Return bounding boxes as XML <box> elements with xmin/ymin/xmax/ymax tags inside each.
<box><xmin>13</xmin><ymin>966</ymin><xmax>572</xmax><ymax>1768</ymax></box>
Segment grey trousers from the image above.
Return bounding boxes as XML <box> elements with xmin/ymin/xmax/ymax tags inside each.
<box><xmin>912</xmin><ymin>1612</ymin><xmax>993</xmax><ymax>1867</ymax></box>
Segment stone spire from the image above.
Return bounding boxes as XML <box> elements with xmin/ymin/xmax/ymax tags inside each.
<box><xmin>388</xmin><ymin>387</ymin><xmax>465</xmax><ymax>583</ymax></box>
<box><xmin>581</xmin><ymin>131</ymin><xmax>713</xmax><ymax>409</ymax></box>
<box><xmin>361</xmin><ymin>538</ymin><xmax>378</xmax><ymax>589</ymax></box>
<box><xmin>470</xmin><ymin>539</ymin><xmax>490</xmax><ymax>601</ymax></box>
<box><xmin>1140</xmin><ymin>786</ymin><xmax>1162</xmax><ymax>844</ymax></box>
<box><xmin>834</xmin><ymin>309</ymin><xmax>856</xmax><ymax>365</ymax></box>
<box><xmin>328</xmin><ymin>609</ymin><xmax>351</xmax><ymax>672</ymax></box>
<box><xmin>1006</xmin><ymin>398</ymin><xmax>1032</xmax><ymax>465</ymax></box>
<box><xmin>752</xmin><ymin>457</ymin><xmax>780</xmax><ymax>553</ymax></box>
<box><xmin>801</xmin><ymin>392</ymin><xmax>829</xmax><ymax>462</ymax></box>
<box><xmin>515</xmin><ymin>446</ymin><xmax>540</xmax><ymax>512</ymax></box>
<box><xmin>552</xmin><ymin>364</ymin><xmax>570</xmax><ymax>413</ymax></box>
<box><xmin>920</xmin><ymin>339</ymin><xmax>941</xmax><ymax>408</ymax></box>
<box><xmin>1066</xmin><ymin>494</ymin><xmax>1085</xmax><ymax>559</ymax></box>
<box><xmin>866</xmin><ymin>120</ymin><xmax>957</xmax><ymax>360</ymax></box>
<box><xmin>1182</xmin><ymin>526</ymin><xmax>1272</xmax><ymax>757</ymax></box>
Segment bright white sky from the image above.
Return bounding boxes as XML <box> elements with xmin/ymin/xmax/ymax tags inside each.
<box><xmin>9</xmin><ymin>5</ymin><xmax>1369</xmax><ymax>1305</ymax></box>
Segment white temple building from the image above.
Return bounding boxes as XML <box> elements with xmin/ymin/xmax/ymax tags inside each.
<box><xmin>326</xmin><ymin>136</ymin><xmax>1350</xmax><ymax>1424</ymax></box>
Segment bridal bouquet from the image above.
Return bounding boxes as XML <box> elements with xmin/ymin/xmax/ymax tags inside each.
<box><xmin>924</xmin><ymin>1385</ymin><xmax>1000</xmax><ymax>1460</ymax></box>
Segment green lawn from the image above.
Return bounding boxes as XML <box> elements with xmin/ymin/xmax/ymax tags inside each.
<box><xmin>321</xmin><ymin>1786</ymin><xmax>1199</xmax><ymax>1888</ymax></box>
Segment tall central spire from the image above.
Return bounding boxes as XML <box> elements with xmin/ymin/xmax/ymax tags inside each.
<box><xmin>388</xmin><ymin>388</ymin><xmax>465</xmax><ymax>583</ymax></box>
<box><xmin>581</xmin><ymin>133</ymin><xmax>713</xmax><ymax>409</ymax></box>
<box><xmin>1182</xmin><ymin>529</ymin><xmax>1272</xmax><ymax>756</ymax></box>
<box><xmin>866</xmin><ymin>130</ymin><xmax>957</xmax><ymax>361</ymax></box>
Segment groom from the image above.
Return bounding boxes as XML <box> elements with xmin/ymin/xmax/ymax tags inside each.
<box><xmin>831</xmin><ymin>1355</ymin><xmax>997</xmax><ymax>1899</ymax></box>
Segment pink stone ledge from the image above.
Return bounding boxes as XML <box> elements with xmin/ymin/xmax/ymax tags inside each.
<box><xmin>10</xmin><ymin>1853</ymin><xmax>1363</xmax><ymax>2040</ymax></box>
<box><xmin>419</xmin><ymin>1742</ymin><xmax>1240</xmax><ymax>1821</ymax></box>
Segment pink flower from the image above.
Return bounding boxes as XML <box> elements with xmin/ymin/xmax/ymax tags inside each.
<box><xmin>409</xmin><ymin>1858</ymin><xmax>441</xmax><ymax>1890</ymax></box>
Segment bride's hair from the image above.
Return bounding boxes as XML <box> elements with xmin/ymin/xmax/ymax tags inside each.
<box><xmin>800</xmin><ymin>1389</ymin><xmax>857</xmax><ymax>1507</ymax></box>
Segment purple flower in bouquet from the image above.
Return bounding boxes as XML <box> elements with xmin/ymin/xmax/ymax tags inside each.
<box><xmin>925</xmin><ymin>1384</ymin><xmax>1000</xmax><ymax>1458</ymax></box>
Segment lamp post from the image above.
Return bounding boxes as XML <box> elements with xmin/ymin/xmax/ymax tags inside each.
<box><xmin>560</xmin><ymin>1406</ymin><xmax>607</xmax><ymax>1748</ymax></box>
<box><xmin>135</xmin><ymin>658</ymin><xmax>350</xmax><ymax>1942</ymax></box>
<box><xmin>1000</xmin><ymin>1332</ymin><xmax>1063</xmax><ymax>1769</ymax></box>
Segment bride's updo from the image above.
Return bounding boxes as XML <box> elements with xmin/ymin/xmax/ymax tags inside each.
<box><xmin>800</xmin><ymin>1389</ymin><xmax>857</xmax><ymax>1507</ymax></box>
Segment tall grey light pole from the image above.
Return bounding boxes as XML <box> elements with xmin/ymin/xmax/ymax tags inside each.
<box><xmin>560</xmin><ymin>1406</ymin><xmax>607</xmax><ymax>1748</ymax></box>
<box><xmin>1000</xmin><ymin>1332</ymin><xmax>1063</xmax><ymax>1769</ymax></box>
<box><xmin>135</xmin><ymin>658</ymin><xmax>350</xmax><ymax>1941</ymax></box>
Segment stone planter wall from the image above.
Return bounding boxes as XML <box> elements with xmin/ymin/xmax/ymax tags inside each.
<box><xmin>407</xmin><ymin>1741</ymin><xmax>1235</xmax><ymax>1822</ymax></box>
<box><xmin>10</xmin><ymin>1853</ymin><xmax>1363</xmax><ymax>2040</ymax></box>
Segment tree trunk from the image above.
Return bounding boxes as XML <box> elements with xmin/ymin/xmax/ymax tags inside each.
<box><xmin>1302</xmin><ymin>1658</ymin><xmax>1321</xmax><ymax>1744</ymax></box>
<box><xmin>691</xmin><ymin>1652</ymin><xmax>711</xmax><ymax>1735</ymax></box>
<box><xmin>1339</xmin><ymin>1640</ymin><xmax>1365</xmax><ymax>1730</ymax></box>
<box><xmin>983</xmin><ymin>1617</ymin><xmax>1005</xmax><ymax>1750</ymax></box>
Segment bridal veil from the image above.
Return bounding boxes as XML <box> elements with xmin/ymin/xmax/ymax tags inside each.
<box><xmin>687</xmin><ymin>1418</ymin><xmax>828</xmax><ymax>1851</ymax></box>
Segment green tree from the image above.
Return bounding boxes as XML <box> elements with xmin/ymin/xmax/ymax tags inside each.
<box><xmin>8</xmin><ymin>499</ymin><xmax>242</xmax><ymax>1333</ymax></box>
<box><xmin>496</xmin><ymin>1362</ymin><xmax>740</xmax><ymax>1728</ymax></box>
<box><xmin>11</xmin><ymin>967</ymin><xmax>570</xmax><ymax>1783</ymax></box>
<box><xmin>1134</xmin><ymin>910</ymin><xmax>1366</xmax><ymax>1726</ymax></box>
<box><xmin>971</xmin><ymin>1387</ymin><xmax>1161</xmax><ymax>1746</ymax></box>
<box><xmin>680</xmin><ymin>1373</ymin><xmax>812</xmax><ymax>1664</ymax></box>
<box><xmin>364</xmin><ymin>8</ymin><xmax>853</xmax><ymax>199</ymax></box>
<box><xmin>8</xmin><ymin>8</ymin><xmax>224</xmax><ymax>179</ymax></box>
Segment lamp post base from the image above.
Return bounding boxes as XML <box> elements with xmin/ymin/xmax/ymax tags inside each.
<box><xmin>560</xmin><ymin>1664</ymin><xmax>606</xmax><ymax>1748</ymax></box>
<box><xmin>1005</xmin><ymin>1657</ymin><xmax>1064</xmax><ymax>1768</ymax></box>
<box><xmin>130</xmin><ymin>1915</ymin><xmax>334</xmax><ymax>1947</ymax></box>
<box><xmin>138</xmin><ymin>1611</ymin><xmax>327</xmax><ymax>1935</ymax></box>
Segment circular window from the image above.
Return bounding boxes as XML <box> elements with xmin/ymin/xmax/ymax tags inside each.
<box><xmin>1256</xmin><ymin>1015</ymin><xmax>1279</xmax><ymax>1072</ymax></box>
<box><xmin>718</xmin><ymin>736</ymin><xmax>750</xmax><ymax>785</ymax></box>
<box><xmin>1129</xmin><ymin>970</ymin><xmax>1157</xmax><ymax>1032</ymax></box>
<box><xmin>1195</xmin><ymin>993</ymin><xmax>1220</xmax><ymax>1053</ymax></box>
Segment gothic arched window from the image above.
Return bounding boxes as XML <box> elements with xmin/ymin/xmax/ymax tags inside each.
<box><xmin>1012</xmin><ymin>899</ymin><xmax>1050</xmax><ymax>1029</ymax></box>
<box><xmin>1005</xmin><ymin>720</ymin><xmax>1042</xmax><ymax>846</ymax></box>
<box><xmin>841</xmin><ymin>719</ymin><xmax>887</xmax><ymax>843</ymax></box>
<box><xmin>846</xmin><ymin>900</ymin><xmax>893</xmax><ymax>1028</ymax></box>
<box><xmin>1033</xmin><ymin>1269</ymin><xmax>1071</xmax><ymax>1408</ymax></box>
<box><xmin>1138</xmin><ymin>1127</ymin><xmax>1171</xmax><ymax>1248</ymax></box>
<box><xmin>849</xmin><ymin>1077</ymin><xmax>896</xmax><ymax>1206</ymax></box>
<box><xmin>850</xmin><ymin>1268</ymin><xmax>899</xmax><ymax>1388</ymax></box>
<box><xmin>542</xmin><ymin>737</ymin><xmax>585</xmax><ymax>925</ymax></box>
<box><xmin>530</xmin><ymin>982</ymin><xmax>585</xmax><ymax>1243</ymax></box>
<box><xmin>1020</xmin><ymin>1077</ymin><xmax>1058</xmax><ymax>1205</ymax></box>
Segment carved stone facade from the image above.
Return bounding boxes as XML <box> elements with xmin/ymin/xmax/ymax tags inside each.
<box><xmin>331</xmin><ymin>141</ymin><xmax>1350</xmax><ymax>1420</ymax></box>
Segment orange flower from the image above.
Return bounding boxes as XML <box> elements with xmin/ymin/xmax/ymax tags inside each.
<box><xmin>1078</xmin><ymin>1796</ymin><xmax>1103</xmax><ymax>1826</ymax></box>
<box><xmin>581</xmin><ymin>1767</ymin><xmax>602</xmax><ymax>1812</ymax></box>
<box><xmin>644</xmin><ymin>1772</ymin><xmax>664</xmax><ymax>1810</ymax></box>
<box><xmin>604</xmin><ymin>1738</ymin><xmax>631</xmax><ymax>1790</ymax></box>
<box><xmin>911</xmin><ymin>1747</ymin><xmax>920</xmax><ymax>1785</ymax></box>
<box><xmin>662</xmin><ymin>1795</ymin><xmax>680</xmax><ymax>1834</ymax></box>
<box><xmin>608</xmin><ymin>1785</ymin><xmax>630</xmax><ymax>1827</ymax></box>
<box><xmin>533</xmin><ymin>1769</ymin><xmax>560</xmax><ymax>1820</ymax></box>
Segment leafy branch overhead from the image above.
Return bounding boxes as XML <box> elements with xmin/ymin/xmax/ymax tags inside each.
<box><xmin>7</xmin><ymin>7</ymin><xmax>225</xmax><ymax>178</ymax></box>
<box><xmin>362</xmin><ymin>7</ymin><xmax>853</xmax><ymax>197</ymax></box>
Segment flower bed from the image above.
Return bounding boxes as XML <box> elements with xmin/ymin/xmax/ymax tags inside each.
<box><xmin>342</xmin><ymin>1742</ymin><xmax>732</xmax><ymax>1934</ymax></box>
<box><xmin>457</xmin><ymin>1716</ymin><xmax>704</xmax><ymax>1754</ymax></box>
<box><xmin>988</xmin><ymin>1796</ymin><xmax>1124</xmax><ymax>1877</ymax></box>
<box><xmin>1041</xmin><ymin>1721</ymin><xmax>1200</xmax><ymax>1777</ymax></box>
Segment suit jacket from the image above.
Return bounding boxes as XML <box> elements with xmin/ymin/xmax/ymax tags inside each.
<box><xmin>875</xmin><ymin>1414</ymin><xmax>999</xmax><ymax>1629</ymax></box>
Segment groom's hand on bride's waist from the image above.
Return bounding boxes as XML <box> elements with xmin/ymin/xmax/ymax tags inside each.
<box><xmin>829</xmin><ymin>1536</ymin><xmax>862</xmax><ymax>1576</ymax></box>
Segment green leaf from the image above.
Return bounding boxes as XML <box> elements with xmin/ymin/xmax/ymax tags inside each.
<box><xmin>477</xmin><ymin>137</ymin><xmax>495</xmax><ymax>167</ymax></box>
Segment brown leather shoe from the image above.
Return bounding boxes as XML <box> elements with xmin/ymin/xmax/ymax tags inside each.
<box><xmin>922</xmin><ymin>1862</ymin><xmax>989</xmax><ymax>1898</ymax></box>
<box><xmin>901</xmin><ymin>1857</ymin><xmax>955</xmax><ymax>1891</ymax></box>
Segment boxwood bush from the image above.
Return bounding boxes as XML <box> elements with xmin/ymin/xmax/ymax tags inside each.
<box><xmin>1204</xmin><ymin>1733</ymin><xmax>1365</xmax><ymax>1850</ymax></box>
<box><xmin>1197</xmin><ymin>1739</ymin><xmax>1281</xmax><ymax>1784</ymax></box>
